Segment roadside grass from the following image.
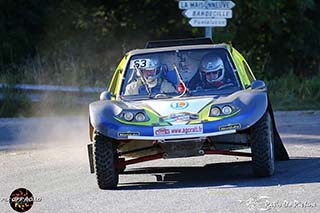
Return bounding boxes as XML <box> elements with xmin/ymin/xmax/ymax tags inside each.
<box><xmin>267</xmin><ymin>72</ymin><xmax>320</xmax><ymax>110</ymax></box>
<box><xmin>0</xmin><ymin>54</ymin><xmax>111</xmax><ymax>88</ymax></box>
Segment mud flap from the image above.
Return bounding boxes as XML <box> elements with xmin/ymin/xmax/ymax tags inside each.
<box><xmin>268</xmin><ymin>96</ymin><xmax>290</xmax><ymax>161</ymax></box>
<box><xmin>87</xmin><ymin>143</ymin><xmax>95</xmax><ymax>173</ymax></box>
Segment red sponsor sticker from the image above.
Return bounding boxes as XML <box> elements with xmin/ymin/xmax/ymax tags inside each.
<box><xmin>155</xmin><ymin>128</ymin><xmax>170</xmax><ymax>135</ymax></box>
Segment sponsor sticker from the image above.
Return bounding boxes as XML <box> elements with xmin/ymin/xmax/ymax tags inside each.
<box><xmin>118</xmin><ymin>132</ymin><xmax>140</xmax><ymax>137</ymax></box>
<box><xmin>160</xmin><ymin>112</ymin><xmax>199</xmax><ymax>123</ymax></box>
<box><xmin>170</xmin><ymin>101</ymin><xmax>189</xmax><ymax>110</ymax></box>
<box><xmin>154</xmin><ymin>124</ymin><xmax>203</xmax><ymax>136</ymax></box>
<box><xmin>219</xmin><ymin>123</ymin><xmax>241</xmax><ymax>131</ymax></box>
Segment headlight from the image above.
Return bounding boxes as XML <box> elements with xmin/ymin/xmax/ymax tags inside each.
<box><xmin>210</xmin><ymin>107</ymin><xmax>221</xmax><ymax>116</ymax></box>
<box><xmin>123</xmin><ymin>112</ymin><xmax>134</xmax><ymax>121</ymax></box>
<box><xmin>222</xmin><ymin>106</ymin><xmax>232</xmax><ymax>115</ymax></box>
<box><xmin>135</xmin><ymin>112</ymin><xmax>146</xmax><ymax>122</ymax></box>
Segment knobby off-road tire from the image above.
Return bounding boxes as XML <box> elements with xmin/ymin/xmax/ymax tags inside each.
<box><xmin>94</xmin><ymin>132</ymin><xmax>119</xmax><ymax>189</ymax></box>
<box><xmin>250</xmin><ymin>111</ymin><xmax>275</xmax><ymax>177</ymax></box>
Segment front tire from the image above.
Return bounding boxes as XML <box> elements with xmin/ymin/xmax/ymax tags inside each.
<box><xmin>250</xmin><ymin>112</ymin><xmax>275</xmax><ymax>177</ymax></box>
<box><xmin>94</xmin><ymin>132</ymin><xmax>119</xmax><ymax>189</ymax></box>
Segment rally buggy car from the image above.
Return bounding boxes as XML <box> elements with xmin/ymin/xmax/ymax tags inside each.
<box><xmin>88</xmin><ymin>38</ymin><xmax>289</xmax><ymax>189</ymax></box>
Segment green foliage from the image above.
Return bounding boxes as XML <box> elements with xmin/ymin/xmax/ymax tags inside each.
<box><xmin>0</xmin><ymin>0</ymin><xmax>57</xmax><ymax>65</ymax></box>
<box><xmin>0</xmin><ymin>0</ymin><xmax>319</xmax><ymax>94</ymax></box>
<box><xmin>214</xmin><ymin>0</ymin><xmax>320</xmax><ymax>79</ymax></box>
<box><xmin>267</xmin><ymin>72</ymin><xmax>320</xmax><ymax>110</ymax></box>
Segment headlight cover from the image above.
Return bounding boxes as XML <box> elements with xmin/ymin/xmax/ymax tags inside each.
<box><xmin>123</xmin><ymin>112</ymin><xmax>134</xmax><ymax>121</ymax></box>
<box><xmin>209</xmin><ymin>104</ymin><xmax>238</xmax><ymax>117</ymax></box>
<box><xmin>135</xmin><ymin>112</ymin><xmax>146</xmax><ymax>122</ymax></box>
<box><xmin>222</xmin><ymin>105</ymin><xmax>232</xmax><ymax>115</ymax></box>
<box><xmin>118</xmin><ymin>110</ymin><xmax>149</xmax><ymax>122</ymax></box>
<box><xmin>210</xmin><ymin>107</ymin><xmax>221</xmax><ymax>116</ymax></box>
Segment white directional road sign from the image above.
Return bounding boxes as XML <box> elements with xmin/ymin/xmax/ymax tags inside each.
<box><xmin>183</xmin><ymin>9</ymin><xmax>232</xmax><ymax>19</ymax></box>
<box><xmin>179</xmin><ymin>1</ymin><xmax>235</xmax><ymax>9</ymax></box>
<box><xmin>189</xmin><ymin>18</ymin><xmax>227</xmax><ymax>27</ymax></box>
<box><xmin>178</xmin><ymin>0</ymin><xmax>236</xmax><ymax>37</ymax></box>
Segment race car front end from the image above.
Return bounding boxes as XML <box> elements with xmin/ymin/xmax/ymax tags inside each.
<box><xmin>89</xmin><ymin>89</ymin><xmax>269</xmax><ymax>164</ymax></box>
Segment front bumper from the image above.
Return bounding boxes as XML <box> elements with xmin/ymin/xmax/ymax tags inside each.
<box><xmin>127</xmin><ymin>129</ymin><xmax>236</xmax><ymax>140</ymax></box>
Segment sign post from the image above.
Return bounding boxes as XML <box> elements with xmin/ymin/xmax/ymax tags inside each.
<box><xmin>205</xmin><ymin>27</ymin><xmax>212</xmax><ymax>38</ymax></box>
<box><xmin>178</xmin><ymin>0</ymin><xmax>235</xmax><ymax>39</ymax></box>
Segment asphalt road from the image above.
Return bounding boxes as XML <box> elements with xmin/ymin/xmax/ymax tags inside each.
<box><xmin>0</xmin><ymin>111</ymin><xmax>319</xmax><ymax>213</ymax></box>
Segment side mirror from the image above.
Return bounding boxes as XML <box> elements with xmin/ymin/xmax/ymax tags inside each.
<box><xmin>100</xmin><ymin>91</ymin><xmax>113</xmax><ymax>100</ymax></box>
<box><xmin>251</xmin><ymin>80</ymin><xmax>266</xmax><ymax>90</ymax></box>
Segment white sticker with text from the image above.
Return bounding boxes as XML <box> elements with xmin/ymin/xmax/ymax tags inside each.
<box><xmin>153</xmin><ymin>124</ymin><xmax>203</xmax><ymax>136</ymax></box>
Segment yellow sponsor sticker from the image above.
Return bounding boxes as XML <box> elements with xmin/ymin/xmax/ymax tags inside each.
<box><xmin>118</xmin><ymin>132</ymin><xmax>140</xmax><ymax>137</ymax></box>
<box><xmin>219</xmin><ymin>123</ymin><xmax>241</xmax><ymax>131</ymax></box>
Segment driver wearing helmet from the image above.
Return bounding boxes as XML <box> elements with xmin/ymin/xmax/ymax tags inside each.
<box><xmin>124</xmin><ymin>56</ymin><xmax>176</xmax><ymax>95</ymax></box>
<box><xmin>189</xmin><ymin>53</ymin><xmax>233</xmax><ymax>90</ymax></box>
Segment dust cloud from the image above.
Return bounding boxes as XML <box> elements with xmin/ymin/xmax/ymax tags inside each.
<box><xmin>0</xmin><ymin>115</ymin><xmax>89</xmax><ymax>150</ymax></box>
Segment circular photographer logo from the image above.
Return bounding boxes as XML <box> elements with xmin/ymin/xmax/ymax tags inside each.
<box><xmin>9</xmin><ymin>188</ymin><xmax>34</xmax><ymax>212</ymax></box>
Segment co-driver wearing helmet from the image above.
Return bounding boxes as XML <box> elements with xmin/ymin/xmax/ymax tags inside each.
<box><xmin>188</xmin><ymin>53</ymin><xmax>233</xmax><ymax>90</ymax></box>
<box><xmin>124</xmin><ymin>57</ymin><xmax>176</xmax><ymax>95</ymax></box>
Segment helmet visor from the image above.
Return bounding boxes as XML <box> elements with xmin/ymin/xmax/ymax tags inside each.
<box><xmin>205</xmin><ymin>69</ymin><xmax>223</xmax><ymax>82</ymax></box>
<box><xmin>142</xmin><ymin>68</ymin><xmax>156</xmax><ymax>78</ymax></box>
